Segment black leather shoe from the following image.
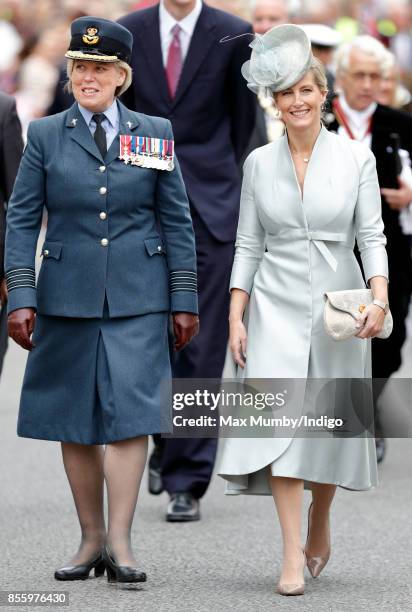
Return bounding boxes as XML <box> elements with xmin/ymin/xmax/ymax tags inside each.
<box><xmin>54</xmin><ymin>553</ymin><xmax>105</xmax><ymax>580</ymax></box>
<box><xmin>166</xmin><ymin>492</ymin><xmax>200</xmax><ymax>522</ymax></box>
<box><xmin>103</xmin><ymin>546</ymin><xmax>146</xmax><ymax>583</ymax></box>
<box><xmin>148</xmin><ymin>446</ymin><xmax>164</xmax><ymax>495</ymax></box>
<box><xmin>375</xmin><ymin>437</ymin><xmax>386</xmax><ymax>464</ymax></box>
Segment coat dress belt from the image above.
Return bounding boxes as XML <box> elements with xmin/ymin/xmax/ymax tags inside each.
<box><xmin>265</xmin><ymin>229</ymin><xmax>351</xmax><ymax>272</ymax></box>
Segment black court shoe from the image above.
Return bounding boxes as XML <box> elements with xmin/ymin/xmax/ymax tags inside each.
<box><xmin>54</xmin><ymin>552</ymin><xmax>105</xmax><ymax>580</ymax></box>
<box><xmin>103</xmin><ymin>546</ymin><xmax>147</xmax><ymax>583</ymax></box>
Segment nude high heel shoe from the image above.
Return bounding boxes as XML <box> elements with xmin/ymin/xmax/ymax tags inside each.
<box><xmin>305</xmin><ymin>501</ymin><xmax>331</xmax><ymax>578</ymax></box>
<box><xmin>276</xmin><ymin>549</ymin><xmax>306</xmax><ymax>596</ymax></box>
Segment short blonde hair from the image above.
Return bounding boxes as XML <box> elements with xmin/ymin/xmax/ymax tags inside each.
<box><xmin>65</xmin><ymin>59</ymin><xmax>132</xmax><ymax>97</ymax></box>
<box><xmin>308</xmin><ymin>56</ymin><xmax>328</xmax><ymax>93</ymax></box>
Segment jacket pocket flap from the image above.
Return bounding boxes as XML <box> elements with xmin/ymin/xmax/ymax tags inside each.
<box><xmin>42</xmin><ymin>241</ymin><xmax>62</xmax><ymax>260</ymax></box>
<box><xmin>144</xmin><ymin>237</ymin><xmax>166</xmax><ymax>256</ymax></box>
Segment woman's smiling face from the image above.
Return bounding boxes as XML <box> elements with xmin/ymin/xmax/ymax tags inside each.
<box><xmin>274</xmin><ymin>71</ymin><xmax>327</xmax><ymax>131</ymax></box>
<box><xmin>71</xmin><ymin>60</ymin><xmax>126</xmax><ymax>112</ymax></box>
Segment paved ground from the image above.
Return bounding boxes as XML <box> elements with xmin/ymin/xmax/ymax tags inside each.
<box><xmin>0</xmin><ymin>308</ymin><xmax>411</xmax><ymax>612</ymax></box>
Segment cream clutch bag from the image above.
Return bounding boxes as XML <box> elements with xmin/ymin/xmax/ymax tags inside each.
<box><xmin>324</xmin><ymin>289</ymin><xmax>393</xmax><ymax>341</ymax></box>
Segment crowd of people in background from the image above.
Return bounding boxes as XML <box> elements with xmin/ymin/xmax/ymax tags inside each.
<box><xmin>1</xmin><ymin>0</ymin><xmax>412</xmax><ymax>134</ymax></box>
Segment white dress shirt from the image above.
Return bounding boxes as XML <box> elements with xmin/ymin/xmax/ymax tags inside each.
<box><xmin>78</xmin><ymin>98</ymin><xmax>119</xmax><ymax>150</ymax></box>
<box><xmin>159</xmin><ymin>0</ymin><xmax>203</xmax><ymax>67</ymax></box>
<box><xmin>337</xmin><ymin>93</ymin><xmax>377</xmax><ymax>148</ymax></box>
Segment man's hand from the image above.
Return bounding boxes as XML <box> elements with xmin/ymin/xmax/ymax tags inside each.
<box><xmin>172</xmin><ymin>312</ymin><xmax>199</xmax><ymax>351</ymax></box>
<box><xmin>0</xmin><ymin>279</ymin><xmax>7</xmax><ymax>307</ymax></box>
<box><xmin>381</xmin><ymin>176</ymin><xmax>412</xmax><ymax>210</ymax></box>
<box><xmin>8</xmin><ymin>308</ymin><xmax>36</xmax><ymax>351</ymax></box>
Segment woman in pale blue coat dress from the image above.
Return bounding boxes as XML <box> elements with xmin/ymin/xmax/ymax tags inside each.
<box><xmin>217</xmin><ymin>25</ymin><xmax>389</xmax><ymax>596</ymax></box>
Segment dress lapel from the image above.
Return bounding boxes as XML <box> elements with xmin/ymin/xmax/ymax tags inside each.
<box><xmin>276</xmin><ymin>126</ymin><xmax>331</xmax><ymax>227</ymax></box>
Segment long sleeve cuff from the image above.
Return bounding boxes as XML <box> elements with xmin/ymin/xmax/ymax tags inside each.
<box><xmin>229</xmin><ymin>258</ymin><xmax>261</xmax><ymax>295</ymax></box>
<box><xmin>170</xmin><ymin>270</ymin><xmax>198</xmax><ymax>314</ymax></box>
<box><xmin>6</xmin><ymin>267</ymin><xmax>37</xmax><ymax>313</ymax></box>
<box><xmin>360</xmin><ymin>247</ymin><xmax>389</xmax><ymax>284</ymax></box>
<box><xmin>7</xmin><ymin>286</ymin><xmax>37</xmax><ymax>314</ymax></box>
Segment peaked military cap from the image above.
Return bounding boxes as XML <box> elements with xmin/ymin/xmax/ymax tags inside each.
<box><xmin>65</xmin><ymin>16</ymin><xmax>133</xmax><ymax>64</ymax></box>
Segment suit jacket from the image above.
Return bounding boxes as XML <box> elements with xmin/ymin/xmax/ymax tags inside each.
<box><xmin>0</xmin><ymin>92</ymin><xmax>23</xmax><ymax>280</ymax></box>
<box><xmin>325</xmin><ymin>100</ymin><xmax>412</xmax><ymax>293</ymax></box>
<box><xmin>5</xmin><ymin>100</ymin><xmax>198</xmax><ymax>318</ymax></box>
<box><xmin>240</xmin><ymin>104</ymin><xmax>269</xmax><ymax>169</ymax></box>
<box><xmin>118</xmin><ymin>3</ymin><xmax>256</xmax><ymax>242</ymax></box>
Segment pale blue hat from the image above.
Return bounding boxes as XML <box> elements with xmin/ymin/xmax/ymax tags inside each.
<box><xmin>241</xmin><ymin>24</ymin><xmax>313</xmax><ymax>95</ymax></box>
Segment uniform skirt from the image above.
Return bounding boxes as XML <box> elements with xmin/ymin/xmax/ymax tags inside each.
<box><xmin>17</xmin><ymin>300</ymin><xmax>172</xmax><ymax>444</ymax></box>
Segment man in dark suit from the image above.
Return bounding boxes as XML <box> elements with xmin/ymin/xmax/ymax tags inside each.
<box><xmin>325</xmin><ymin>36</ymin><xmax>412</xmax><ymax>463</ymax></box>
<box><xmin>240</xmin><ymin>0</ymin><xmax>290</xmax><ymax>165</ymax></box>
<box><xmin>118</xmin><ymin>0</ymin><xmax>256</xmax><ymax>521</ymax></box>
<box><xmin>0</xmin><ymin>92</ymin><xmax>24</xmax><ymax>377</ymax></box>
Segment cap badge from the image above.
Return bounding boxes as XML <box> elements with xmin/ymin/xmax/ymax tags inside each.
<box><xmin>83</xmin><ymin>26</ymin><xmax>100</xmax><ymax>45</ymax></box>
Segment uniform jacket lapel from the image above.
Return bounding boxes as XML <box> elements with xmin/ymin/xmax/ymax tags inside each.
<box><xmin>65</xmin><ymin>101</ymin><xmax>141</xmax><ymax>166</ymax></box>
<box><xmin>104</xmin><ymin>101</ymin><xmax>140</xmax><ymax>166</ymax></box>
<box><xmin>66</xmin><ymin>103</ymin><xmax>103</xmax><ymax>162</ymax></box>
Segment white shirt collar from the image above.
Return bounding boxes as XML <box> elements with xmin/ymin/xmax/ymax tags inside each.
<box><xmin>159</xmin><ymin>0</ymin><xmax>202</xmax><ymax>37</ymax></box>
<box><xmin>339</xmin><ymin>93</ymin><xmax>377</xmax><ymax>129</ymax></box>
<box><xmin>78</xmin><ymin>98</ymin><xmax>119</xmax><ymax>129</ymax></box>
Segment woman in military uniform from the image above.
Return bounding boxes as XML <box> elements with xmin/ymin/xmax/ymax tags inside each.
<box><xmin>5</xmin><ymin>17</ymin><xmax>199</xmax><ymax>584</ymax></box>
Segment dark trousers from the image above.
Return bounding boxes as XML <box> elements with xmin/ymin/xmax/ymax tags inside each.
<box><xmin>371</xmin><ymin>276</ymin><xmax>411</xmax><ymax>436</ymax></box>
<box><xmin>0</xmin><ymin>304</ymin><xmax>7</xmax><ymax>378</ymax></box>
<box><xmin>154</xmin><ymin>208</ymin><xmax>235</xmax><ymax>498</ymax></box>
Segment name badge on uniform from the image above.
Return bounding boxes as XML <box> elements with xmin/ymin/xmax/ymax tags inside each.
<box><xmin>119</xmin><ymin>135</ymin><xmax>175</xmax><ymax>171</ymax></box>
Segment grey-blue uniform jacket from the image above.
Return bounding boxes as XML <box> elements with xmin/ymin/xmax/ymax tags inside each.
<box><xmin>5</xmin><ymin>100</ymin><xmax>198</xmax><ymax>318</ymax></box>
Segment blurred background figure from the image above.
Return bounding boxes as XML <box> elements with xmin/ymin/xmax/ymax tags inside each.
<box><xmin>0</xmin><ymin>19</ymin><xmax>23</xmax><ymax>93</ymax></box>
<box><xmin>386</xmin><ymin>0</ymin><xmax>412</xmax><ymax>80</ymax></box>
<box><xmin>377</xmin><ymin>49</ymin><xmax>412</xmax><ymax>111</ymax></box>
<box><xmin>250</xmin><ymin>0</ymin><xmax>290</xmax><ymax>34</ymax></box>
<box><xmin>205</xmin><ymin>0</ymin><xmax>251</xmax><ymax>20</ymax></box>
<box><xmin>376</xmin><ymin>49</ymin><xmax>412</xmax><ymax>256</ymax></box>
<box><xmin>326</xmin><ymin>35</ymin><xmax>412</xmax><ymax>464</ymax></box>
<box><xmin>0</xmin><ymin>91</ymin><xmax>23</xmax><ymax>378</ymax></box>
<box><xmin>15</xmin><ymin>21</ymin><xmax>70</xmax><ymax>135</ymax></box>
<box><xmin>301</xmin><ymin>23</ymin><xmax>342</xmax><ymax>95</ymax></box>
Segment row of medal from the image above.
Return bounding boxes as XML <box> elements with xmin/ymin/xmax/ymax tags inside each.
<box><xmin>119</xmin><ymin>135</ymin><xmax>175</xmax><ymax>171</ymax></box>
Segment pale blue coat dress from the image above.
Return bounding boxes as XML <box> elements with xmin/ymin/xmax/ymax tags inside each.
<box><xmin>217</xmin><ymin>125</ymin><xmax>389</xmax><ymax>494</ymax></box>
